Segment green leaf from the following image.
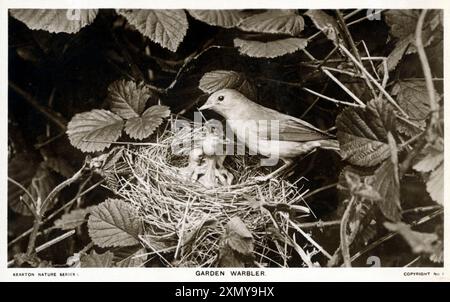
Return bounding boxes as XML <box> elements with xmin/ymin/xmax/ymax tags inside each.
<box><xmin>199</xmin><ymin>70</ymin><xmax>256</xmax><ymax>98</ymax></box>
<box><xmin>108</xmin><ymin>80</ymin><xmax>153</xmax><ymax>119</ymax></box>
<box><xmin>372</xmin><ymin>132</ymin><xmax>401</xmax><ymax>221</ymax></box>
<box><xmin>117</xmin><ymin>9</ymin><xmax>188</xmax><ymax>52</ymax></box>
<box><xmin>304</xmin><ymin>10</ymin><xmax>339</xmax><ymax>43</ymax></box>
<box><xmin>234</xmin><ymin>37</ymin><xmax>308</xmax><ymax>58</ymax></box>
<box><xmin>188</xmin><ymin>10</ymin><xmax>246</xmax><ymax>28</ymax></box>
<box><xmin>392</xmin><ymin>80</ymin><xmax>438</xmax><ymax>122</ymax></box>
<box><xmin>80</xmin><ymin>250</ymin><xmax>115</xmax><ymax>267</ymax></box>
<box><xmin>67</xmin><ymin>109</ymin><xmax>124</xmax><ymax>153</ymax></box>
<box><xmin>384</xmin><ymin>222</ymin><xmax>439</xmax><ymax>255</ymax></box>
<box><xmin>88</xmin><ymin>198</ymin><xmax>142</xmax><ymax>248</ymax></box>
<box><xmin>10</xmin><ymin>9</ymin><xmax>98</xmax><ymax>34</ymax></box>
<box><xmin>224</xmin><ymin>216</ymin><xmax>254</xmax><ymax>256</ymax></box>
<box><xmin>238</xmin><ymin>10</ymin><xmax>304</xmax><ymax>35</ymax></box>
<box><xmin>124</xmin><ymin>105</ymin><xmax>170</xmax><ymax>140</ymax></box>
<box><xmin>54</xmin><ymin>207</ymin><xmax>92</xmax><ymax>230</ymax></box>
<box><xmin>336</xmin><ymin>98</ymin><xmax>396</xmax><ymax>167</ymax></box>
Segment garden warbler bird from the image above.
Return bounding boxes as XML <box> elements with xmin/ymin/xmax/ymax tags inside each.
<box><xmin>198</xmin><ymin>88</ymin><xmax>340</xmax><ymax>180</ymax></box>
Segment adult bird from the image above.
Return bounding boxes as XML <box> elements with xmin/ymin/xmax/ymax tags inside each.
<box><xmin>198</xmin><ymin>88</ymin><xmax>340</xmax><ymax>181</ymax></box>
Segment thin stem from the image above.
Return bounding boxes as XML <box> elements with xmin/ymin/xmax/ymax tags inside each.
<box><xmin>302</xmin><ymin>87</ymin><xmax>362</xmax><ymax>107</ymax></box>
<box><xmin>340</xmin><ymin>196</ymin><xmax>356</xmax><ymax>267</ymax></box>
<box><xmin>9</xmin><ymin>81</ymin><xmax>67</xmax><ymax>131</ymax></box>
<box><xmin>322</xmin><ymin>69</ymin><xmax>366</xmax><ymax>106</ymax></box>
<box><xmin>415</xmin><ymin>9</ymin><xmax>439</xmax><ymax>136</ymax></box>
<box><xmin>7</xmin><ymin>177</ymin><xmax>38</xmax><ymax>217</ymax></box>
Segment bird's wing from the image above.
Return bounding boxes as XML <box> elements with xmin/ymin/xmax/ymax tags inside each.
<box><xmin>275</xmin><ymin>117</ymin><xmax>332</xmax><ymax>141</ymax></box>
<box><xmin>255</xmin><ymin>107</ymin><xmax>333</xmax><ymax>142</ymax></box>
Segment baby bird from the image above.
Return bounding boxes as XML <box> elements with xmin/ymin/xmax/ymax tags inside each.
<box><xmin>199</xmin><ymin>89</ymin><xmax>340</xmax><ymax>180</ymax></box>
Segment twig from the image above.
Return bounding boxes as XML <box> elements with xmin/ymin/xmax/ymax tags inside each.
<box><xmin>339</xmin><ymin>45</ymin><xmax>410</xmax><ymax>117</ymax></box>
<box><xmin>8</xmin><ymin>81</ymin><xmax>67</xmax><ymax>131</ymax></box>
<box><xmin>298</xmin><ymin>220</ymin><xmax>341</xmax><ymax>229</ymax></box>
<box><xmin>7</xmin><ymin>177</ymin><xmax>38</xmax><ymax>217</ymax></box>
<box><xmin>302</xmin><ymin>87</ymin><xmax>363</xmax><ymax>107</ymax></box>
<box><xmin>322</xmin><ymin>69</ymin><xmax>366</xmax><ymax>106</ymax></box>
<box><xmin>340</xmin><ymin>196</ymin><xmax>356</xmax><ymax>267</ymax></box>
<box><xmin>348</xmin><ymin>208</ymin><xmax>443</xmax><ymax>264</ymax></box>
<box><xmin>415</xmin><ymin>9</ymin><xmax>439</xmax><ymax>136</ymax></box>
<box><xmin>35</xmin><ymin>230</ymin><xmax>76</xmax><ymax>253</ymax></box>
<box><xmin>347</xmin><ymin>10</ymin><xmax>385</xmax><ymax>26</ymax></box>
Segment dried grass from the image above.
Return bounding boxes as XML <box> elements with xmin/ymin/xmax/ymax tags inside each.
<box><xmin>102</xmin><ymin>119</ymin><xmax>313</xmax><ymax>267</ymax></box>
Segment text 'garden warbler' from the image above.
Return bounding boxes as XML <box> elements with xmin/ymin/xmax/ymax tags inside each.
<box><xmin>199</xmin><ymin>89</ymin><xmax>340</xmax><ymax>180</ymax></box>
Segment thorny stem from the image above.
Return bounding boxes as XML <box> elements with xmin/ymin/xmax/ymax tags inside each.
<box><xmin>340</xmin><ymin>196</ymin><xmax>356</xmax><ymax>267</ymax></box>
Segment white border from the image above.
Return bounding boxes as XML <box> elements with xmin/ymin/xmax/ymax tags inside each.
<box><xmin>0</xmin><ymin>0</ymin><xmax>448</xmax><ymax>282</ymax></box>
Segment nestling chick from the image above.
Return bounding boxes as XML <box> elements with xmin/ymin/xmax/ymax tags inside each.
<box><xmin>199</xmin><ymin>89</ymin><xmax>340</xmax><ymax>180</ymax></box>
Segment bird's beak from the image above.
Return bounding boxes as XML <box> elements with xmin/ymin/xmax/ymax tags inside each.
<box><xmin>198</xmin><ymin>102</ymin><xmax>213</xmax><ymax>111</ymax></box>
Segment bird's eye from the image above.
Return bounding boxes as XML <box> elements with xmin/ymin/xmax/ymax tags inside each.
<box><xmin>218</xmin><ymin>95</ymin><xmax>224</xmax><ymax>102</ymax></box>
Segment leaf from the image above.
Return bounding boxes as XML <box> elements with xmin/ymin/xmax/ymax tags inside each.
<box><xmin>223</xmin><ymin>216</ymin><xmax>254</xmax><ymax>256</ymax></box>
<box><xmin>413</xmin><ymin>139</ymin><xmax>443</xmax><ymax>205</ymax></box>
<box><xmin>336</xmin><ymin>98</ymin><xmax>396</xmax><ymax>167</ymax></box>
<box><xmin>88</xmin><ymin>198</ymin><xmax>142</xmax><ymax>248</ymax></box>
<box><xmin>67</xmin><ymin>109</ymin><xmax>124</xmax><ymax>153</ymax></box>
<box><xmin>108</xmin><ymin>80</ymin><xmax>153</xmax><ymax>119</ymax></box>
<box><xmin>199</xmin><ymin>70</ymin><xmax>256</xmax><ymax>98</ymax></box>
<box><xmin>238</xmin><ymin>10</ymin><xmax>304</xmax><ymax>35</ymax></box>
<box><xmin>372</xmin><ymin>132</ymin><xmax>401</xmax><ymax>221</ymax></box>
<box><xmin>384</xmin><ymin>222</ymin><xmax>439</xmax><ymax>255</ymax></box>
<box><xmin>117</xmin><ymin>9</ymin><xmax>188</xmax><ymax>52</ymax></box>
<box><xmin>124</xmin><ymin>105</ymin><xmax>170</xmax><ymax>140</ymax></box>
<box><xmin>80</xmin><ymin>250</ymin><xmax>115</xmax><ymax>267</ymax></box>
<box><xmin>384</xmin><ymin>10</ymin><xmax>419</xmax><ymax>39</ymax></box>
<box><xmin>188</xmin><ymin>10</ymin><xmax>246</xmax><ymax>28</ymax></box>
<box><xmin>115</xmin><ymin>247</ymin><xmax>147</xmax><ymax>267</ymax></box>
<box><xmin>10</xmin><ymin>9</ymin><xmax>98</xmax><ymax>34</ymax></box>
<box><xmin>427</xmin><ymin>163</ymin><xmax>443</xmax><ymax>205</ymax></box>
<box><xmin>392</xmin><ymin>81</ymin><xmax>438</xmax><ymax>121</ymax></box>
<box><xmin>304</xmin><ymin>10</ymin><xmax>339</xmax><ymax>43</ymax></box>
<box><xmin>234</xmin><ymin>37</ymin><xmax>308</xmax><ymax>58</ymax></box>
<box><xmin>54</xmin><ymin>207</ymin><xmax>92</xmax><ymax>230</ymax></box>
<box><xmin>383</xmin><ymin>36</ymin><xmax>414</xmax><ymax>72</ymax></box>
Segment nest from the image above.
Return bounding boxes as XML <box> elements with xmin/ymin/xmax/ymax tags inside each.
<box><xmin>101</xmin><ymin>119</ymin><xmax>314</xmax><ymax>267</ymax></box>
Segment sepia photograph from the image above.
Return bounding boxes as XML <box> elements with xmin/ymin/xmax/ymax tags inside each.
<box><xmin>2</xmin><ymin>2</ymin><xmax>446</xmax><ymax>281</ymax></box>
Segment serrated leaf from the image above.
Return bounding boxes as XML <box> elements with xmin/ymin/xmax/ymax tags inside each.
<box><xmin>305</xmin><ymin>10</ymin><xmax>339</xmax><ymax>43</ymax></box>
<box><xmin>10</xmin><ymin>9</ymin><xmax>98</xmax><ymax>34</ymax></box>
<box><xmin>118</xmin><ymin>9</ymin><xmax>188</xmax><ymax>52</ymax></box>
<box><xmin>80</xmin><ymin>250</ymin><xmax>114</xmax><ymax>267</ymax></box>
<box><xmin>54</xmin><ymin>207</ymin><xmax>92</xmax><ymax>230</ymax></box>
<box><xmin>383</xmin><ymin>35</ymin><xmax>414</xmax><ymax>72</ymax></box>
<box><xmin>427</xmin><ymin>163</ymin><xmax>443</xmax><ymax>205</ymax></box>
<box><xmin>392</xmin><ymin>81</ymin><xmax>438</xmax><ymax>121</ymax></box>
<box><xmin>108</xmin><ymin>80</ymin><xmax>153</xmax><ymax>119</ymax></box>
<box><xmin>413</xmin><ymin>143</ymin><xmax>443</xmax><ymax>173</ymax></box>
<box><xmin>199</xmin><ymin>70</ymin><xmax>256</xmax><ymax>98</ymax></box>
<box><xmin>336</xmin><ymin>98</ymin><xmax>396</xmax><ymax>167</ymax></box>
<box><xmin>124</xmin><ymin>105</ymin><xmax>170</xmax><ymax>140</ymax></box>
<box><xmin>372</xmin><ymin>133</ymin><xmax>401</xmax><ymax>221</ymax></box>
<box><xmin>115</xmin><ymin>247</ymin><xmax>147</xmax><ymax>267</ymax></box>
<box><xmin>224</xmin><ymin>217</ymin><xmax>253</xmax><ymax>256</ymax></box>
<box><xmin>67</xmin><ymin>109</ymin><xmax>124</xmax><ymax>153</ymax></box>
<box><xmin>238</xmin><ymin>10</ymin><xmax>304</xmax><ymax>36</ymax></box>
<box><xmin>384</xmin><ymin>222</ymin><xmax>439</xmax><ymax>255</ymax></box>
<box><xmin>188</xmin><ymin>10</ymin><xmax>246</xmax><ymax>28</ymax></box>
<box><xmin>234</xmin><ymin>37</ymin><xmax>308</xmax><ymax>58</ymax></box>
<box><xmin>88</xmin><ymin>198</ymin><xmax>142</xmax><ymax>248</ymax></box>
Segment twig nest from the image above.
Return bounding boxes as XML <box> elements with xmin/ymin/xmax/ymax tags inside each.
<box><xmin>101</xmin><ymin>118</ymin><xmax>312</xmax><ymax>267</ymax></box>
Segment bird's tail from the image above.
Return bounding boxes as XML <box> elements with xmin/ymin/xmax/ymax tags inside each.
<box><xmin>317</xmin><ymin>139</ymin><xmax>340</xmax><ymax>152</ymax></box>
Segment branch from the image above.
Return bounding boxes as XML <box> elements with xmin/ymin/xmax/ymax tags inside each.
<box><xmin>9</xmin><ymin>82</ymin><xmax>67</xmax><ymax>131</ymax></box>
<box><xmin>415</xmin><ymin>9</ymin><xmax>439</xmax><ymax>136</ymax></box>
